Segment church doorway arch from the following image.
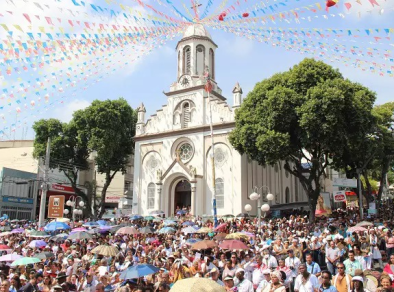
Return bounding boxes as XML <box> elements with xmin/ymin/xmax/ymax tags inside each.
<box><xmin>174</xmin><ymin>180</ymin><xmax>191</xmax><ymax>214</ymax></box>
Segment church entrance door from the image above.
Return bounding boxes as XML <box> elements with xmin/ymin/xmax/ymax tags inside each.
<box><xmin>174</xmin><ymin>180</ymin><xmax>191</xmax><ymax>212</ymax></box>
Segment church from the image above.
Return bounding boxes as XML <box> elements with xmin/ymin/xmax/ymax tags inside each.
<box><xmin>131</xmin><ymin>24</ymin><xmax>308</xmax><ymax>217</ymax></box>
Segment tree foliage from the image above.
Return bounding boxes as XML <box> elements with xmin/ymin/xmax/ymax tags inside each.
<box><xmin>229</xmin><ymin>58</ymin><xmax>376</xmax><ymax>221</ymax></box>
<box><xmin>33</xmin><ymin>98</ymin><xmax>137</xmax><ymax>218</ymax></box>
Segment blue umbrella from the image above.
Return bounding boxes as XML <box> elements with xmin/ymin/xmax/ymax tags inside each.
<box><xmin>44</xmin><ymin>222</ymin><xmax>70</xmax><ymax>232</ymax></box>
<box><xmin>120</xmin><ymin>264</ymin><xmax>159</xmax><ymax>280</ymax></box>
<box><xmin>97</xmin><ymin>220</ymin><xmax>107</xmax><ymax>226</ymax></box>
<box><xmin>163</xmin><ymin>220</ymin><xmax>177</xmax><ymax>226</ymax></box>
<box><xmin>186</xmin><ymin>238</ymin><xmax>202</xmax><ymax>245</ymax></box>
<box><xmin>158</xmin><ymin>227</ymin><xmax>176</xmax><ymax>234</ymax></box>
<box><xmin>130</xmin><ymin>215</ymin><xmax>143</xmax><ymax>220</ymax></box>
<box><xmin>182</xmin><ymin>221</ymin><xmax>195</xmax><ymax>226</ymax></box>
<box><xmin>176</xmin><ymin>210</ymin><xmax>187</xmax><ymax>215</ymax></box>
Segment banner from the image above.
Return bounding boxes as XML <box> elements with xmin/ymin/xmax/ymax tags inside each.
<box><xmin>316</xmin><ymin>192</ymin><xmax>332</xmax><ymax>217</ymax></box>
<box><xmin>47</xmin><ymin>195</ymin><xmax>65</xmax><ymax>218</ymax></box>
<box><xmin>333</xmin><ymin>191</ymin><xmax>347</xmax><ymax>202</ymax></box>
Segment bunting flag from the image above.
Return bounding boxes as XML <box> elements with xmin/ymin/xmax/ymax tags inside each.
<box><xmin>0</xmin><ymin>0</ymin><xmax>392</xmax><ymax>139</ymax></box>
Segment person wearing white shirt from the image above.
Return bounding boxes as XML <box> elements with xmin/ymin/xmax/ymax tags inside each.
<box><xmin>294</xmin><ymin>264</ymin><xmax>319</xmax><ymax>292</ymax></box>
<box><xmin>244</xmin><ymin>255</ymin><xmax>267</xmax><ymax>289</ymax></box>
<box><xmin>262</xmin><ymin>249</ymin><xmax>278</xmax><ymax>270</ymax></box>
<box><xmin>286</xmin><ymin>250</ymin><xmax>301</xmax><ymax>292</ymax></box>
<box><xmin>235</xmin><ymin>268</ymin><xmax>254</xmax><ymax>292</ymax></box>
<box><xmin>256</xmin><ymin>269</ymin><xmax>272</xmax><ymax>292</ymax></box>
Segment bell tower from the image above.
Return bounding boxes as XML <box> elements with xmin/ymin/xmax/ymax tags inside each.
<box><xmin>174</xmin><ymin>24</ymin><xmax>218</xmax><ymax>90</ymax></box>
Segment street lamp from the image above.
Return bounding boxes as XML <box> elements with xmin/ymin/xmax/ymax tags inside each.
<box><xmin>249</xmin><ymin>186</ymin><xmax>274</xmax><ymax>233</ymax></box>
<box><xmin>244</xmin><ymin>204</ymin><xmax>252</xmax><ymax>213</ymax></box>
<box><xmin>66</xmin><ymin>196</ymin><xmax>85</xmax><ymax>222</ymax></box>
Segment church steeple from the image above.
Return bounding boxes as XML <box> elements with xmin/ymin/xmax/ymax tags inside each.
<box><xmin>176</xmin><ymin>24</ymin><xmax>217</xmax><ymax>81</ymax></box>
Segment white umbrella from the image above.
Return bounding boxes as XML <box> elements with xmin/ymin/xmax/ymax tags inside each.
<box><xmin>0</xmin><ymin>254</ymin><xmax>22</xmax><ymax>262</ymax></box>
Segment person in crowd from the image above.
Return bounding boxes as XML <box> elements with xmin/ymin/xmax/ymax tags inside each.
<box><xmin>332</xmin><ymin>263</ymin><xmax>352</xmax><ymax>292</ymax></box>
<box><xmin>319</xmin><ymin>271</ymin><xmax>337</xmax><ymax>292</ymax></box>
<box><xmin>235</xmin><ymin>268</ymin><xmax>253</xmax><ymax>292</ymax></box>
<box><xmin>294</xmin><ymin>264</ymin><xmax>319</xmax><ymax>292</ymax></box>
<box><xmin>343</xmin><ymin>251</ymin><xmax>363</xmax><ymax>277</ymax></box>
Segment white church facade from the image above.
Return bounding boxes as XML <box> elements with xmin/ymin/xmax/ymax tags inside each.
<box><xmin>132</xmin><ymin>24</ymin><xmax>308</xmax><ymax>217</ymax></box>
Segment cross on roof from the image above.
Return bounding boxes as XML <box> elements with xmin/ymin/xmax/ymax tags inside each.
<box><xmin>191</xmin><ymin>0</ymin><xmax>202</xmax><ymax>20</ymax></box>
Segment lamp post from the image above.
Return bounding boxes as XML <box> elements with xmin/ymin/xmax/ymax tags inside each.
<box><xmin>66</xmin><ymin>196</ymin><xmax>85</xmax><ymax>222</ymax></box>
<box><xmin>244</xmin><ymin>204</ymin><xmax>252</xmax><ymax>216</ymax></box>
<box><xmin>249</xmin><ymin>186</ymin><xmax>274</xmax><ymax>233</ymax></box>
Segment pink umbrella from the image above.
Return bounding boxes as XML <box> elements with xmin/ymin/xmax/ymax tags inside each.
<box><xmin>219</xmin><ymin>240</ymin><xmax>249</xmax><ymax>250</ymax></box>
<box><xmin>116</xmin><ymin>227</ymin><xmax>140</xmax><ymax>235</ymax></box>
<box><xmin>347</xmin><ymin>226</ymin><xmax>367</xmax><ymax>233</ymax></box>
<box><xmin>72</xmin><ymin>228</ymin><xmax>87</xmax><ymax>232</ymax></box>
<box><xmin>214</xmin><ymin>223</ymin><xmax>227</xmax><ymax>231</ymax></box>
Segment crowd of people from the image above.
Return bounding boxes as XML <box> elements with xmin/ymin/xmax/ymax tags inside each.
<box><xmin>0</xmin><ymin>203</ymin><xmax>393</xmax><ymax>292</ymax></box>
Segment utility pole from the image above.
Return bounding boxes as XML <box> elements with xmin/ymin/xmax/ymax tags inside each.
<box><xmin>204</xmin><ymin>67</ymin><xmax>218</xmax><ymax>228</ymax></box>
<box><xmin>38</xmin><ymin>137</ymin><xmax>51</xmax><ymax>228</ymax></box>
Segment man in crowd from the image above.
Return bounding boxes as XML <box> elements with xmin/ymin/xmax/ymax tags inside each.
<box><xmin>332</xmin><ymin>262</ymin><xmax>352</xmax><ymax>292</ymax></box>
<box><xmin>343</xmin><ymin>251</ymin><xmax>362</xmax><ymax>277</ymax></box>
<box><xmin>294</xmin><ymin>264</ymin><xmax>319</xmax><ymax>292</ymax></box>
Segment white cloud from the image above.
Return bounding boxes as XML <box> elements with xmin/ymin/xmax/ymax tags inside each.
<box><xmin>52</xmin><ymin>99</ymin><xmax>90</xmax><ymax>122</ymax></box>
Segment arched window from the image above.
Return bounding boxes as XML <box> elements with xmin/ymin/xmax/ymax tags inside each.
<box><xmin>178</xmin><ymin>51</ymin><xmax>181</xmax><ymax>78</ymax></box>
<box><xmin>196</xmin><ymin>45</ymin><xmax>205</xmax><ymax>75</ymax></box>
<box><xmin>182</xmin><ymin>102</ymin><xmax>190</xmax><ymax>128</ymax></box>
<box><xmin>183</xmin><ymin>46</ymin><xmax>191</xmax><ymax>75</ymax></box>
<box><xmin>147</xmin><ymin>183</ymin><xmax>155</xmax><ymax>209</ymax></box>
<box><xmin>215</xmin><ymin>178</ymin><xmax>224</xmax><ymax>209</ymax></box>
<box><xmin>209</xmin><ymin>48</ymin><xmax>215</xmax><ymax>79</ymax></box>
<box><xmin>285</xmin><ymin>187</ymin><xmax>290</xmax><ymax>204</ymax></box>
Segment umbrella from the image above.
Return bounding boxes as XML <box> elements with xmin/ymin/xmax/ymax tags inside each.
<box><xmin>236</xmin><ymin>213</ymin><xmax>250</xmax><ymax>218</ymax></box>
<box><xmin>29</xmin><ymin>240</ymin><xmax>47</xmax><ymax>248</ymax></box>
<box><xmin>347</xmin><ymin>226</ymin><xmax>368</xmax><ymax>233</ymax></box>
<box><xmin>185</xmin><ymin>238</ymin><xmax>202</xmax><ymax>245</ymax></box>
<box><xmin>129</xmin><ymin>215</ymin><xmax>143</xmax><ymax>220</ymax></box>
<box><xmin>97</xmin><ymin>220</ymin><xmax>107</xmax><ymax>226</ymax></box>
<box><xmin>144</xmin><ymin>216</ymin><xmax>155</xmax><ymax>221</ymax></box>
<box><xmin>240</xmin><ymin>231</ymin><xmax>255</xmax><ymax>238</ymax></box>
<box><xmin>225</xmin><ymin>233</ymin><xmax>249</xmax><ymax>240</ymax></box>
<box><xmin>182</xmin><ymin>221</ymin><xmax>195</xmax><ymax>226</ymax></box>
<box><xmin>0</xmin><ymin>254</ymin><xmax>22</xmax><ymax>262</ymax></box>
<box><xmin>91</xmin><ymin>245</ymin><xmax>119</xmax><ymax>257</ymax></box>
<box><xmin>44</xmin><ymin>222</ymin><xmax>70</xmax><ymax>232</ymax></box>
<box><xmin>197</xmin><ymin>227</ymin><xmax>213</xmax><ymax>233</ymax></box>
<box><xmin>182</xmin><ymin>227</ymin><xmax>198</xmax><ymax>234</ymax></box>
<box><xmin>51</xmin><ymin>218</ymin><xmax>70</xmax><ymax>223</ymax></box>
<box><xmin>219</xmin><ymin>240</ymin><xmax>249</xmax><ymax>250</ymax></box>
<box><xmin>163</xmin><ymin>220</ymin><xmax>177</xmax><ymax>226</ymax></box>
<box><xmin>11</xmin><ymin>257</ymin><xmax>41</xmax><ymax>267</ymax></box>
<box><xmin>170</xmin><ymin>278</ymin><xmax>226</xmax><ymax>292</ymax></box>
<box><xmin>191</xmin><ymin>240</ymin><xmax>217</xmax><ymax>250</ymax></box>
<box><xmin>176</xmin><ymin>210</ymin><xmax>187</xmax><ymax>215</ymax></box>
<box><xmin>139</xmin><ymin>227</ymin><xmax>155</xmax><ymax>234</ymax></box>
<box><xmin>116</xmin><ymin>227</ymin><xmax>140</xmax><ymax>235</ymax></box>
<box><xmin>214</xmin><ymin>223</ymin><xmax>227</xmax><ymax>231</ymax></box>
<box><xmin>11</xmin><ymin>228</ymin><xmax>25</xmax><ymax>234</ymax></box>
<box><xmin>167</xmin><ymin>217</ymin><xmax>180</xmax><ymax>221</ymax></box>
<box><xmin>34</xmin><ymin>252</ymin><xmax>55</xmax><ymax>260</ymax></box>
<box><xmin>28</xmin><ymin>231</ymin><xmax>50</xmax><ymax>238</ymax></box>
<box><xmin>10</xmin><ymin>219</ymin><xmax>19</xmax><ymax>223</ymax></box>
<box><xmin>0</xmin><ymin>245</ymin><xmax>11</xmax><ymax>250</ymax></box>
<box><xmin>67</xmin><ymin>231</ymin><xmax>93</xmax><ymax>240</ymax></box>
<box><xmin>356</xmin><ymin>221</ymin><xmax>373</xmax><ymax>227</ymax></box>
<box><xmin>97</xmin><ymin>226</ymin><xmax>113</xmax><ymax>233</ymax></box>
<box><xmin>0</xmin><ymin>232</ymin><xmax>12</xmax><ymax>237</ymax></box>
<box><xmin>213</xmin><ymin>233</ymin><xmax>227</xmax><ymax>241</ymax></box>
<box><xmin>149</xmin><ymin>210</ymin><xmax>165</xmax><ymax>216</ymax></box>
<box><xmin>120</xmin><ymin>264</ymin><xmax>159</xmax><ymax>280</ymax></box>
<box><xmin>158</xmin><ymin>227</ymin><xmax>176</xmax><ymax>234</ymax></box>
<box><xmin>71</xmin><ymin>227</ymin><xmax>87</xmax><ymax>232</ymax></box>
<box><xmin>49</xmin><ymin>234</ymin><xmax>67</xmax><ymax>242</ymax></box>
<box><xmin>82</xmin><ymin>222</ymin><xmax>99</xmax><ymax>227</ymax></box>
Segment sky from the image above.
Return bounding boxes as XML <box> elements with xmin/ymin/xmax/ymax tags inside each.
<box><xmin>0</xmin><ymin>0</ymin><xmax>393</xmax><ymax>140</ymax></box>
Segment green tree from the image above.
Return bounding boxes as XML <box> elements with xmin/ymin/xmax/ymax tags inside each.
<box><xmin>73</xmin><ymin>98</ymin><xmax>137</xmax><ymax>217</ymax></box>
<box><xmin>32</xmin><ymin>119</ymin><xmax>91</xmax><ymax>216</ymax></box>
<box><xmin>229</xmin><ymin>58</ymin><xmax>376</xmax><ymax>221</ymax></box>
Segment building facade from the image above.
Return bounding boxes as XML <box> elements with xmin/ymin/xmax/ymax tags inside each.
<box><xmin>0</xmin><ymin>167</ymin><xmax>38</xmax><ymax>220</ymax></box>
<box><xmin>132</xmin><ymin>25</ymin><xmax>310</xmax><ymax>217</ymax></box>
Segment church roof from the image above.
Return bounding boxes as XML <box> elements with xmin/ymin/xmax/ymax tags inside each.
<box><xmin>182</xmin><ymin>23</ymin><xmax>212</xmax><ymax>39</ymax></box>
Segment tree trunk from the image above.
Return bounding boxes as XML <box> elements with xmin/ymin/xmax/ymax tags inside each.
<box><xmin>362</xmin><ymin>171</ymin><xmax>373</xmax><ymax>205</ymax></box>
<box><xmin>376</xmin><ymin>158</ymin><xmax>390</xmax><ymax>213</ymax></box>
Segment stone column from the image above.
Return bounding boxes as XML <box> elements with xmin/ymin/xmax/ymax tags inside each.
<box><xmin>156</xmin><ymin>183</ymin><xmax>162</xmax><ymax>211</ymax></box>
<box><xmin>190</xmin><ymin>180</ymin><xmax>196</xmax><ymax>216</ymax></box>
